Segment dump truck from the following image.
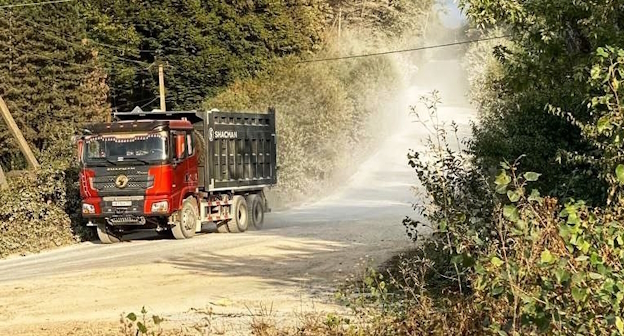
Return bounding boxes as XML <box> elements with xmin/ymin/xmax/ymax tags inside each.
<box><xmin>77</xmin><ymin>107</ymin><xmax>277</xmax><ymax>243</ymax></box>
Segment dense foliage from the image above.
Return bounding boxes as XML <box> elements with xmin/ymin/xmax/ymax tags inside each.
<box><xmin>84</xmin><ymin>0</ymin><xmax>330</xmax><ymax>111</ymax></box>
<box><xmin>461</xmin><ymin>0</ymin><xmax>624</xmax><ymax>204</ymax></box>
<box><xmin>0</xmin><ymin>164</ymin><xmax>90</xmax><ymax>258</ymax></box>
<box><xmin>0</xmin><ymin>1</ymin><xmax>109</xmax><ymax>169</ymax></box>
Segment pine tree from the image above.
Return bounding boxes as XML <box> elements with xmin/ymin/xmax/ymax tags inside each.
<box><xmin>0</xmin><ymin>1</ymin><xmax>110</xmax><ymax>168</ymax></box>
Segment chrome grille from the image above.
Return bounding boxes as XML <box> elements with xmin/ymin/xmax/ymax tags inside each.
<box><xmin>93</xmin><ymin>175</ymin><xmax>154</xmax><ymax>191</ymax></box>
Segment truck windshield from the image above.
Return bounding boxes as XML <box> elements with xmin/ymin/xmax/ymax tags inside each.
<box><xmin>84</xmin><ymin>132</ymin><xmax>168</xmax><ymax>165</ymax></box>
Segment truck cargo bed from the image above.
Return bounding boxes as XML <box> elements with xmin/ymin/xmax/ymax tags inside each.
<box><xmin>196</xmin><ymin>109</ymin><xmax>277</xmax><ymax>192</ymax></box>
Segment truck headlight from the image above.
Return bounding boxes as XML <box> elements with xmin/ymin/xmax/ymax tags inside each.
<box><xmin>151</xmin><ymin>201</ymin><xmax>169</xmax><ymax>213</ymax></box>
<box><xmin>82</xmin><ymin>203</ymin><xmax>96</xmax><ymax>214</ymax></box>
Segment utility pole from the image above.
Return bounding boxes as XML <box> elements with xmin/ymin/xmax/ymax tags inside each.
<box><xmin>158</xmin><ymin>63</ymin><xmax>166</xmax><ymax>112</ymax></box>
<box><xmin>0</xmin><ymin>96</ymin><xmax>39</xmax><ymax>170</ymax></box>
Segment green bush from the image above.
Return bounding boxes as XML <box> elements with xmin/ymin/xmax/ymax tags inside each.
<box><xmin>401</xmin><ymin>77</ymin><xmax>624</xmax><ymax>334</ymax></box>
<box><xmin>0</xmin><ymin>162</ymin><xmax>92</xmax><ymax>258</ymax></box>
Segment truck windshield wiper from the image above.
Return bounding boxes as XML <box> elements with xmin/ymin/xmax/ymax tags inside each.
<box><xmin>91</xmin><ymin>157</ymin><xmax>117</xmax><ymax>166</ymax></box>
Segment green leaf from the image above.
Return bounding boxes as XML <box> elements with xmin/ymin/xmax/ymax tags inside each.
<box><xmin>137</xmin><ymin>321</ymin><xmax>148</xmax><ymax>334</ymax></box>
<box><xmin>572</xmin><ymin>287</ymin><xmax>586</xmax><ymax>303</ymax></box>
<box><xmin>523</xmin><ymin>172</ymin><xmax>541</xmax><ymax>182</ymax></box>
<box><xmin>153</xmin><ymin>315</ymin><xmax>164</xmax><ymax>325</ymax></box>
<box><xmin>616</xmin><ymin>165</ymin><xmax>624</xmax><ymax>184</ymax></box>
<box><xmin>451</xmin><ymin>255</ymin><xmax>463</xmax><ymax>265</ymax></box>
<box><xmin>495</xmin><ymin>184</ymin><xmax>508</xmax><ymax>195</ymax></box>
<box><xmin>528</xmin><ymin>189</ymin><xmax>543</xmax><ymax>203</ymax></box>
<box><xmin>597</xmin><ymin>116</ymin><xmax>611</xmax><ymax>132</ymax></box>
<box><xmin>617</xmin><ymin>316</ymin><xmax>624</xmax><ymax>334</ymax></box>
<box><xmin>540</xmin><ymin>249</ymin><xmax>556</xmax><ymax>264</ymax></box>
<box><xmin>495</xmin><ymin>170</ymin><xmax>511</xmax><ymax>186</ymax></box>
<box><xmin>491</xmin><ymin>256</ymin><xmax>504</xmax><ymax>267</ymax></box>
<box><xmin>597</xmin><ymin>47</ymin><xmax>608</xmax><ymax>58</ymax></box>
<box><xmin>439</xmin><ymin>220</ymin><xmax>447</xmax><ymax>232</ymax></box>
<box><xmin>492</xmin><ymin>285</ymin><xmax>504</xmax><ymax>296</ymax></box>
<box><xmin>500</xmin><ymin>161</ymin><xmax>510</xmax><ymax>169</ymax></box>
<box><xmin>588</xmin><ymin>272</ymin><xmax>603</xmax><ymax>280</ymax></box>
<box><xmin>507</xmin><ymin>190</ymin><xmax>520</xmax><ymax>203</ymax></box>
<box><xmin>503</xmin><ymin>205</ymin><xmax>520</xmax><ymax>222</ymax></box>
<box><xmin>126</xmin><ymin>313</ymin><xmax>137</xmax><ymax>322</ymax></box>
<box><xmin>591</xmin><ymin>65</ymin><xmax>602</xmax><ymax>80</ymax></box>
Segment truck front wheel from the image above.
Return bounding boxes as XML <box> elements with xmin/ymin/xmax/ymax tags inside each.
<box><xmin>97</xmin><ymin>223</ymin><xmax>122</xmax><ymax>244</ymax></box>
<box><xmin>227</xmin><ymin>196</ymin><xmax>249</xmax><ymax>233</ymax></box>
<box><xmin>172</xmin><ymin>197</ymin><xmax>198</xmax><ymax>239</ymax></box>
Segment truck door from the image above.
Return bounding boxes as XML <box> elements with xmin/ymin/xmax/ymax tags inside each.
<box><xmin>172</xmin><ymin>132</ymin><xmax>189</xmax><ymax>210</ymax></box>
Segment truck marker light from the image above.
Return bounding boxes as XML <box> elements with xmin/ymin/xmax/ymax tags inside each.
<box><xmin>151</xmin><ymin>201</ymin><xmax>169</xmax><ymax>213</ymax></box>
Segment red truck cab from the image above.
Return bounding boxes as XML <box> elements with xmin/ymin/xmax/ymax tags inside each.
<box><xmin>79</xmin><ymin>119</ymin><xmax>199</xmax><ymax>241</ymax></box>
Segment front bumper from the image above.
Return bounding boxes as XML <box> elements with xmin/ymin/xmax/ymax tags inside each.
<box><xmin>82</xmin><ymin>195</ymin><xmax>172</xmax><ymax>221</ymax></box>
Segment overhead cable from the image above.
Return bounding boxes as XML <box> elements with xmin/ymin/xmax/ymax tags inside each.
<box><xmin>298</xmin><ymin>35</ymin><xmax>511</xmax><ymax>63</ymax></box>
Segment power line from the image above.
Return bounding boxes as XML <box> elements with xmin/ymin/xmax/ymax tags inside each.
<box><xmin>298</xmin><ymin>35</ymin><xmax>511</xmax><ymax>64</ymax></box>
<box><xmin>0</xmin><ymin>0</ymin><xmax>73</xmax><ymax>9</ymax></box>
<box><xmin>5</xmin><ymin>44</ymin><xmax>99</xmax><ymax>69</ymax></box>
<box><xmin>0</xmin><ymin>44</ymin><xmax>149</xmax><ymax>74</ymax></box>
<box><xmin>140</xmin><ymin>96</ymin><xmax>160</xmax><ymax>109</ymax></box>
<box><xmin>112</xmin><ymin>96</ymin><xmax>158</xmax><ymax>111</ymax></box>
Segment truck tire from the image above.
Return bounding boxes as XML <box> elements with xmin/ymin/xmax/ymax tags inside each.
<box><xmin>246</xmin><ymin>194</ymin><xmax>265</xmax><ymax>230</ymax></box>
<box><xmin>227</xmin><ymin>196</ymin><xmax>249</xmax><ymax>233</ymax></box>
<box><xmin>172</xmin><ymin>197</ymin><xmax>198</xmax><ymax>239</ymax></box>
<box><xmin>97</xmin><ymin>223</ymin><xmax>122</xmax><ymax>244</ymax></box>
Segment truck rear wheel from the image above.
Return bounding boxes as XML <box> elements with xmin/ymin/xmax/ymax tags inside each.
<box><xmin>227</xmin><ymin>196</ymin><xmax>249</xmax><ymax>233</ymax></box>
<box><xmin>172</xmin><ymin>197</ymin><xmax>198</xmax><ymax>239</ymax></box>
<box><xmin>97</xmin><ymin>223</ymin><xmax>122</xmax><ymax>244</ymax></box>
<box><xmin>246</xmin><ymin>194</ymin><xmax>265</xmax><ymax>230</ymax></box>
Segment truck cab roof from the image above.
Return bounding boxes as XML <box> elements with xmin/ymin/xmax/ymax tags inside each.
<box><xmin>115</xmin><ymin>107</ymin><xmax>203</xmax><ymax>124</ymax></box>
<box><xmin>84</xmin><ymin>107</ymin><xmax>199</xmax><ymax>134</ymax></box>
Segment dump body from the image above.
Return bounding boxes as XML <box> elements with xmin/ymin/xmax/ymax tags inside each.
<box><xmin>196</xmin><ymin>110</ymin><xmax>277</xmax><ymax>192</ymax></box>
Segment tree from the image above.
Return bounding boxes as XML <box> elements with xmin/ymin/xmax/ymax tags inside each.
<box><xmin>460</xmin><ymin>0</ymin><xmax>624</xmax><ymax>203</ymax></box>
<box><xmin>0</xmin><ymin>1</ymin><xmax>109</xmax><ymax>168</ymax></box>
<box><xmin>82</xmin><ymin>0</ymin><xmax>329</xmax><ymax>110</ymax></box>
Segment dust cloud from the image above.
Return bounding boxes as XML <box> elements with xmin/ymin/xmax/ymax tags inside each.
<box><xmin>278</xmin><ymin>6</ymin><xmax>477</xmax><ymax>211</ymax></box>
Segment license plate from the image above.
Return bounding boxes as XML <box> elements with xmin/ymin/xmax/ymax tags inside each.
<box><xmin>112</xmin><ymin>201</ymin><xmax>132</xmax><ymax>207</ymax></box>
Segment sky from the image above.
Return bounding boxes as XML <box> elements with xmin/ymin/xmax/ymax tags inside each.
<box><xmin>438</xmin><ymin>0</ymin><xmax>467</xmax><ymax>29</ymax></box>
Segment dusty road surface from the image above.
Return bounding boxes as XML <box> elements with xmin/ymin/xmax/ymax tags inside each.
<box><xmin>0</xmin><ymin>64</ymin><xmax>475</xmax><ymax>335</ymax></box>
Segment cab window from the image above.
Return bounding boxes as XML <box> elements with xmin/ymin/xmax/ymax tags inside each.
<box><xmin>187</xmin><ymin>133</ymin><xmax>194</xmax><ymax>156</ymax></box>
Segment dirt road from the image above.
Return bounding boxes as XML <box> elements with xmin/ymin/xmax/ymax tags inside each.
<box><xmin>0</xmin><ymin>65</ymin><xmax>475</xmax><ymax>335</ymax></box>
